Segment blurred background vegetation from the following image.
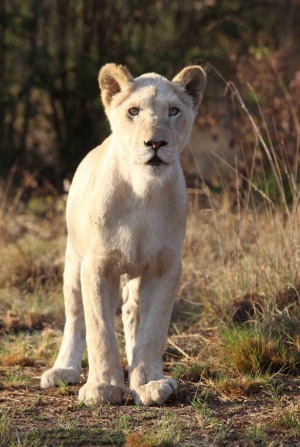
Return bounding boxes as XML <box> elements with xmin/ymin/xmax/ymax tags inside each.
<box><xmin>1</xmin><ymin>0</ymin><xmax>300</xmax><ymax>199</ymax></box>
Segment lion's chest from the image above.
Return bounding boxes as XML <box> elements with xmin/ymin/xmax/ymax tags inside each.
<box><xmin>104</xmin><ymin>207</ymin><xmax>166</xmax><ymax>266</ymax></box>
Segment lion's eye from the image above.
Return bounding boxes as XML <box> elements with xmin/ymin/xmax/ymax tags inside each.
<box><xmin>169</xmin><ymin>107</ymin><xmax>180</xmax><ymax>116</ymax></box>
<box><xmin>128</xmin><ymin>107</ymin><xmax>140</xmax><ymax>116</ymax></box>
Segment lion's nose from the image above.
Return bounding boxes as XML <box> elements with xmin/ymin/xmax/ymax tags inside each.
<box><xmin>144</xmin><ymin>140</ymin><xmax>168</xmax><ymax>150</ymax></box>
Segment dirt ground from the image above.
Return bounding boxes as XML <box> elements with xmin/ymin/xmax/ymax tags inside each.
<box><xmin>1</xmin><ymin>352</ymin><xmax>300</xmax><ymax>446</ymax></box>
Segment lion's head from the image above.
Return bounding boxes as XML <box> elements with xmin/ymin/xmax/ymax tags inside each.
<box><xmin>98</xmin><ymin>63</ymin><xmax>206</xmax><ymax>176</ymax></box>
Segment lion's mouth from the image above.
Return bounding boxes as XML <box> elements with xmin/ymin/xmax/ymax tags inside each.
<box><xmin>146</xmin><ymin>155</ymin><xmax>167</xmax><ymax>166</ymax></box>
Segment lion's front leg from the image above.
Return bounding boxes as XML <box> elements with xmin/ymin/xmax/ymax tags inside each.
<box><xmin>129</xmin><ymin>260</ymin><xmax>181</xmax><ymax>406</ymax></box>
<box><xmin>79</xmin><ymin>255</ymin><xmax>125</xmax><ymax>405</ymax></box>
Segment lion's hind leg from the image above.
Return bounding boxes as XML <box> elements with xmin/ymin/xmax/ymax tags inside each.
<box><xmin>41</xmin><ymin>239</ymin><xmax>86</xmax><ymax>389</ymax></box>
<box><xmin>122</xmin><ymin>277</ymin><xmax>140</xmax><ymax>367</ymax></box>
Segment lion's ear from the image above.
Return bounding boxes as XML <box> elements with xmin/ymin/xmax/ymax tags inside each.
<box><xmin>98</xmin><ymin>63</ymin><xmax>134</xmax><ymax>111</ymax></box>
<box><xmin>172</xmin><ymin>66</ymin><xmax>206</xmax><ymax>111</ymax></box>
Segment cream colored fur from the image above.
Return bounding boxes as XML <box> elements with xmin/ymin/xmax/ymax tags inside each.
<box><xmin>40</xmin><ymin>63</ymin><xmax>206</xmax><ymax>405</ymax></box>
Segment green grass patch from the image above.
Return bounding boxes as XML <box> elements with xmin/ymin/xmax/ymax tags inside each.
<box><xmin>222</xmin><ymin>322</ymin><xmax>300</xmax><ymax>375</ymax></box>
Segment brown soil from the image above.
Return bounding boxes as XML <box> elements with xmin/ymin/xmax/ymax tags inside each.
<box><xmin>1</xmin><ymin>362</ymin><xmax>300</xmax><ymax>446</ymax></box>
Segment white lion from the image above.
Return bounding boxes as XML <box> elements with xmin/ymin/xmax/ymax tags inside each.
<box><xmin>41</xmin><ymin>63</ymin><xmax>206</xmax><ymax>405</ymax></box>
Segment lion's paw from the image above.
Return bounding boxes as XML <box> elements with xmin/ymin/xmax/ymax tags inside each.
<box><xmin>40</xmin><ymin>367</ymin><xmax>80</xmax><ymax>389</ymax></box>
<box><xmin>132</xmin><ymin>378</ymin><xmax>177</xmax><ymax>406</ymax></box>
<box><xmin>78</xmin><ymin>382</ymin><xmax>124</xmax><ymax>405</ymax></box>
